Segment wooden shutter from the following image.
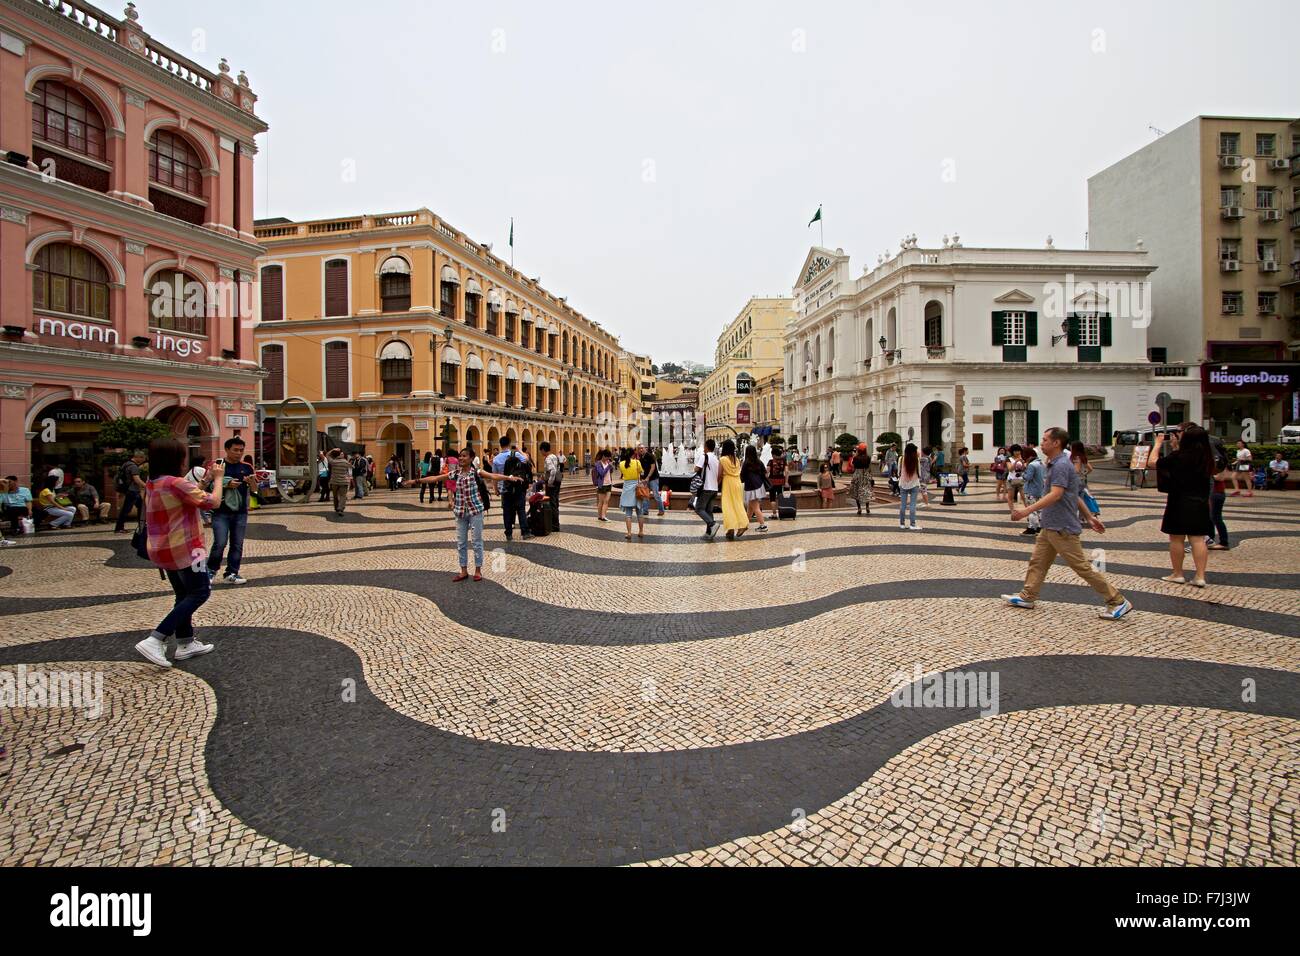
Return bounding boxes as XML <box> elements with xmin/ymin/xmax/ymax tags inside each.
<box><xmin>1067</xmin><ymin>410</ymin><xmax>1080</xmax><ymax>443</ymax></box>
<box><xmin>991</xmin><ymin>311</ymin><xmax>1005</xmax><ymax>346</ymax></box>
<box><xmin>1066</xmin><ymin>314</ymin><xmax>1080</xmax><ymax>347</ymax></box>
<box><xmin>1025</xmin><ymin>312</ymin><xmax>1038</xmax><ymax>347</ymax></box>
<box><xmin>1101</xmin><ymin>409</ymin><xmax>1113</xmax><ymax>443</ymax></box>
<box><xmin>1027</xmin><ymin>409</ymin><xmax>1039</xmax><ymax>443</ymax></box>
<box><xmin>1100</xmin><ymin>314</ymin><xmax>1113</xmax><ymax>347</ymax></box>
<box><xmin>261</xmin><ymin>345</ymin><xmax>284</xmax><ymax>401</ymax></box>
<box><xmin>324</xmin><ymin>260</ymin><xmax>348</xmax><ymax>317</ymax></box>
<box><xmin>260</xmin><ymin>266</ymin><xmax>283</xmax><ymax>322</ymax></box>
<box><xmin>325</xmin><ymin>341</ymin><xmax>348</xmax><ymax>398</ymax></box>
<box><xmin>992</xmin><ymin>410</ymin><xmax>1005</xmax><ymax>447</ymax></box>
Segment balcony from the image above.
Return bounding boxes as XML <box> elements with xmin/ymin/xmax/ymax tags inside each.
<box><xmin>926</xmin><ymin>346</ymin><xmax>946</xmax><ymax>359</ymax></box>
<box><xmin>1152</xmin><ymin>365</ymin><xmax>1192</xmax><ymax>377</ymax></box>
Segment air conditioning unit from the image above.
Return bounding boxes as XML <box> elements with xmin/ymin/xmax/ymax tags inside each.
<box><xmin>1220</xmin><ymin>154</ymin><xmax>1242</xmax><ymax>168</ymax></box>
<box><xmin>1221</xmin><ymin>206</ymin><xmax>1245</xmax><ymax>219</ymax></box>
<box><xmin>1258</xmin><ymin>305</ymin><xmax>1275</xmax><ymax>315</ymax></box>
<box><xmin>1223</xmin><ymin>305</ymin><xmax>1242</xmax><ymax>315</ymax></box>
<box><xmin>1260</xmin><ymin>261</ymin><xmax>1280</xmax><ymax>272</ymax></box>
<box><xmin>1221</xmin><ymin>259</ymin><xmax>1241</xmax><ymax>272</ymax></box>
<box><xmin>1268</xmin><ymin>158</ymin><xmax>1290</xmax><ymax>171</ymax></box>
<box><xmin>1261</xmin><ymin>209</ymin><xmax>1283</xmax><ymax>221</ymax></box>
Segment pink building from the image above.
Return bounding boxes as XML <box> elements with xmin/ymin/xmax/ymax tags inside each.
<box><xmin>0</xmin><ymin>0</ymin><xmax>266</xmax><ymax>498</ymax></box>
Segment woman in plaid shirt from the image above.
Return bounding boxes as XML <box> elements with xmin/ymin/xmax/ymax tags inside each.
<box><xmin>134</xmin><ymin>437</ymin><xmax>222</xmax><ymax>668</ymax></box>
<box><xmin>417</xmin><ymin>446</ymin><xmax>523</xmax><ymax>582</ymax></box>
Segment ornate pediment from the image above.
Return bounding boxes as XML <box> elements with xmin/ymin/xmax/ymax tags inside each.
<box><xmin>993</xmin><ymin>288</ymin><xmax>1036</xmax><ymax>304</ymax></box>
<box><xmin>795</xmin><ymin>246</ymin><xmax>841</xmax><ymax>290</ymax></box>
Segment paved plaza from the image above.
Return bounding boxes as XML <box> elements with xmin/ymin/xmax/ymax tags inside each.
<box><xmin>1</xmin><ymin>481</ymin><xmax>1297</xmax><ymax>867</ymax></box>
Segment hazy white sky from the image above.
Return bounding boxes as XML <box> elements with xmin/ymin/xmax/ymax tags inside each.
<box><xmin>145</xmin><ymin>0</ymin><xmax>1297</xmax><ymax>363</ymax></box>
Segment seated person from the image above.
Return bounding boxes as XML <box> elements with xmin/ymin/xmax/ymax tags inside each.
<box><xmin>1266</xmin><ymin>452</ymin><xmax>1290</xmax><ymax>490</ymax></box>
<box><xmin>69</xmin><ymin>477</ymin><xmax>111</xmax><ymax>523</ymax></box>
<box><xmin>2</xmin><ymin>476</ymin><xmax>33</xmax><ymax>535</ymax></box>
<box><xmin>37</xmin><ymin>475</ymin><xmax>76</xmax><ymax>530</ymax></box>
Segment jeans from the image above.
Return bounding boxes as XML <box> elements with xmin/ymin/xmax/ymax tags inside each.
<box><xmin>114</xmin><ymin>488</ymin><xmax>142</xmax><ymax>531</ymax></box>
<box><xmin>354</xmin><ymin>475</ymin><xmax>367</xmax><ymax>499</ymax></box>
<box><xmin>208</xmin><ymin>509</ymin><xmax>248</xmax><ymax>577</ymax></box>
<box><xmin>502</xmin><ymin>489</ymin><xmax>528</xmax><ymax>537</ymax></box>
<box><xmin>898</xmin><ymin>486</ymin><xmax>919</xmax><ymax>525</ymax></box>
<box><xmin>456</xmin><ymin>512</ymin><xmax>485</xmax><ymax>569</ymax></box>
<box><xmin>649</xmin><ymin>478</ymin><xmax>662</xmax><ymax>512</ymax></box>
<box><xmin>958</xmin><ymin>471</ymin><xmax>969</xmax><ymax>494</ymax></box>
<box><xmin>1210</xmin><ymin>491</ymin><xmax>1229</xmax><ymax>547</ymax></box>
<box><xmin>419</xmin><ymin>479</ymin><xmax>430</xmax><ymax>503</ymax></box>
<box><xmin>1024</xmin><ymin>494</ymin><xmax>1040</xmax><ymax>530</ymax></box>
<box><xmin>44</xmin><ymin>505</ymin><xmax>75</xmax><ymax>528</ymax></box>
<box><xmin>156</xmin><ymin>568</ymin><xmax>211</xmax><ymax>642</ymax></box>
<box><xmin>693</xmin><ymin>489</ymin><xmax>718</xmax><ymax>529</ymax></box>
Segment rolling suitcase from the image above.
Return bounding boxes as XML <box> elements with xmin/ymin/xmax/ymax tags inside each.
<box><xmin>777</xmin><ymin>491</ymin><xmax>797</xmax><ymax>520</ymax></box>
<box><xmin>528</xmin><ymin>506</ymin><xmax>553</xmax><ymax>537</ymax></box>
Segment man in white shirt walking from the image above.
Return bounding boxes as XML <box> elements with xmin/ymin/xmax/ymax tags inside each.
<box><xmin>692</xmin><ymin>438</ymin><xmax>722</xmax><ymax>541</ymax></box>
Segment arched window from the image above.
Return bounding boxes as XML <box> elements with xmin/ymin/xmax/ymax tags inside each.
<box><xmin>32</xmin><ymin>243</ymin><xmax>110</xmax><ymax>320</ymax></box>
<box><xmin>261</xmin><ymin>344</ymin><xmax>285</xmax><ymax>401</ymax></box>
<box><xmin>32</xmin><ymin>80</ymin><xmax>108</xmax><ymax>159</ymax></box>
<box><xmin>924</xmin><ymin>301</ymin><xmax>943</xmax><ymax>348</ymax></box>
<box><xmin>379</xmin><ymin>257</ymin><xmax>411</xmax><ymax>313</ymax></box>
<box><xmin>148</xmin><ymin>269</ymin><xmax>207</xmax><ymax>335</ymax></box>
<box><xmin>260</xmin><ymin>265</ymin><xmax>283</xmax><ymax>322</ymax></box>
<box><xmin>379</xmin><ymin>340</ymin><xmax>413</xmax><ymax>395</ymax></box>
<box><xmin>149</xmin><ymin>129</ymin><xmax>203</xmax><ymax>196</ymax></box>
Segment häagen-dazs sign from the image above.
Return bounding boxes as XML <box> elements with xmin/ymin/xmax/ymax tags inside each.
<box><xmin>37</xmin><ymin>317</ymin><xmax>205</xmax><ymax>357</ymax></box>
<box><xmin>1201</xmin><ymin>364</ymin><xmax>1299</xmax><ymax>393</ymax></box>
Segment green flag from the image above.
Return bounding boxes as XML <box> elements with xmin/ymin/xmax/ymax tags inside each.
<box><xmin>808</xmin><ymin>205</ymin><xmax>822</xmax><ymax>228</ymax></box>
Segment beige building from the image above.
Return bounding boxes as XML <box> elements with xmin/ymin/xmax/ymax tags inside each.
<box><xmin>700</xmin><ymin>296</ymin><xmax>791</xmax><ymax>440</ymax></box>
<box><xmin>751</xmin><ymin>371</ymin><xmax>783</xmax><ymax>439</ymax></box>
<box><xmin>1089</xmin><ymin>116</ymin><xmax>1300</xmax><ymax>439</ymax></box>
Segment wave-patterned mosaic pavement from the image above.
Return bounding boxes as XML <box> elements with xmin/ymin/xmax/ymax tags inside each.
<box><xmin>1</xmin><ymin>483</ymin><xmax>1297</xmax><ymax>866</ymax></box>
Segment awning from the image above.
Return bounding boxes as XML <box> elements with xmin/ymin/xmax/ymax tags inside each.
<box><xmin>488</xmin><ymin>290</ymin><xmax>503</xmax><ymax>311</ymax></box>
<box><xmin>504</xmin><ymin>298</ymin><xmax>519</xmax><ymax>314</ymax></box>
<box><xmin>522</xmin><ymin>370</ymin><xmax>535</xmax><ymax>384</ymax></box>
<box><xmin>440</xmin><ymin>264</ymin><xmax>460</xmax><ymax>284</ymax></box>
<box><xmin>466</xmin><ymin>353</ymin><xmax>484</xmax><ymax>371</ymax></box>
<box><xmin>548</xmin><ymin>377</ymin><xmax>561</xmax><ymax>389</ymax></box>
<box><xmin>378</xmin><ymin>340</ymin><xmax>411</xmax><ymax>360</ymax></box>
<box><xmin>379</xmin><ymin>256</ymin><xmax>410</xmax><ymax>275</ymax></box>
<box><xmin>522</xmin><ymin>309</ymin><xmax>534</xmax><ymax>323</ymax></box>
<box><xmin>536</xmin><ymin>317</ymin><xmax>550</xmax><ymax>332</ymax></box>
<box><xmin>487</xmin><ymin>359</ymin><xmax>504</xmax><ymax>376</ymax></box>
<box><xmin>465</xmin><ymin>278</ymin><xmax>483</xmax><ymax>297</ymax></box>
<box><xmin>505</xmin><ymin>365</ymin><xmax>519</xmax><ymax>381</ymax></box>
<box><xmin>440</xmin><ymin>347</ymin><xmax>462</xmax><ymax>366</ymax></box>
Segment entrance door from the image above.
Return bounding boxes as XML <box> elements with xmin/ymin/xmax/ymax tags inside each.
<box><xmin>29</xmin><ymin>400</ymin><xmax>108</xmax><ymax>493</ymax></box>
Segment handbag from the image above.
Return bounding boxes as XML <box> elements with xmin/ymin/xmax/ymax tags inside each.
<box><xmin>1081</xmin><ymin>487</ymin><xmax>1101</xmax><ymax>515</ymax></box>
<box><xmin>635</xmin><ymin>480</ymin><xmax>653</xmax><ymax>500</ymax></box>
<box><xmin>689</xmin><ymin>454</ymin><xmax>708</xmax><ymax>496</ymax></box>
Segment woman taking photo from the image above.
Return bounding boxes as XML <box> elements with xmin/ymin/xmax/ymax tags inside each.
<box><xmin>897</xmin><ymin>443</ymin><xmax>922</xmax><ymax>530</ymax></box>
<box><xmin>591</xmin><ymin>449</ymin><xmax>614</xmax><ymax>522</ymax></box>
<box><xmin>848</xmin><ymin>442</ymin><xmax>874</xmax><ymax>515</ymax></box>
<box><xmin>1157</xmin><ymin>423</ymin><xmax>1214</xmax><ymax>588</ymax></box>
<box><xmin>719</xmin><ymin>439</ymin><xmax>750</xmax><ymax>540</ymax></box>
<box><xmin>134</xmin><ymin>437</ymin><xmax>223</xmax><ymax>668</ymax></box>
<box><xmin>740</xmin><ymin>445</ymin><xmax>770</xmax><ymax>532</ymax></box>
<box><xmin>992</xmin><ymin>446</ymin><xmax>1009</xmax><ymax>501</ymax></box>
<box><xmin>615</xmin><ymin>447</ymin><xmax>646</xmax><ymax>541</ymax></box>
<box><xmin>416</xmin><ymin>447</ymin><xmax>521</xmax><ymax>581</ymax></box>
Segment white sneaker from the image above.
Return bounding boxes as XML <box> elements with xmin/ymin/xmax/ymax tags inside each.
<box><xmin>909</xmin><ymin>523</ymin><xmax>921</xmax><ymax>531</ymax></box>
<box><xmin>223</xmin><ymin>573</ymin><xmax>247</xmax><ymax>585</ymax></box>
<box><xmin>134</xmin><ymin>635</ymin><xmax>172</xmax><ymax>668</ymax></box>
<box><xmin>173</xmin><ymin>640</ymin><xmax>214</xmax><ymax>661</ymax></box>
<box><xmin>898</xmin><ymin>523</ymin><xmax>907</xmax><ymax>530</ymax></box>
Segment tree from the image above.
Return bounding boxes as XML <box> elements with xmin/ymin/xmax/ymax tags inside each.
<box><xmin>834</xmin><ymin>432</ymin><xmax>860</xmax><ymax>458</ymax></box>
<box><xmin>660</xmin><ymin>361</ymin><xmax>684</xmax><ymax>376</ymax></box>
<box><xmin>876</xmin><ymin>432</ymin><xmax>903</xmax><ymax>461</ymax></box>
<box><xmin>99</xmin><ymin>417</ymin><xmax>172</xmax><ymax>466</ymax></box>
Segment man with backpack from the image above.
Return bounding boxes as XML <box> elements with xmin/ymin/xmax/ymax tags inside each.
<box><xmin>113</xmin><ymin>449</ymin><xmax>148</xmax><ymax>533</ymax></box>
<box><xmin>351</xmin><ymin>453</ymin><xmax>368</xmax><ymax>499</ymax></box>
<box><xmin>540</xmin><ymin>441</ymin><xmax>564</xmax><ymax>530</ymax></box>
<box><xmin>692</xmin><ymin>437</ymin><xmax>721</xmax><ymax>540</ymax></box>
<box><xmin>492</xmin><ymin>437</ymin><xmax>533</xmax><ymax>541</ymax></box>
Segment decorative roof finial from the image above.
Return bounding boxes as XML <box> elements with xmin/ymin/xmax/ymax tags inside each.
<box><xmin>123</xmin><ymin>2</ymin><xmax>139</xmax><ymax>24</ymax></box>
<box><xmin>1045</xmin><ymin>234</ymin><xmax>1055</xmax><ymax>249</ymax></box>
<box><xmin>237</xmin><ymin>69</ymin><xmax>250</xmax><ymax>88</ymax></box>
<box><xmin>218</xmin><ymin>57</ymin><xmax>231</xmax><ymax>76</ymax></box>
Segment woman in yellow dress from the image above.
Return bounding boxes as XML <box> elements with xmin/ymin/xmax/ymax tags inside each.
<box><xmin>718</xmin><ymin>439</ymin><xmax>749</xmax><ymax>540</ymax></box>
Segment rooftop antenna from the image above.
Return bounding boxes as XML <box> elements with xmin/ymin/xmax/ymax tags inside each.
<box><xmin>1149</xmin><ymin>125</ymin><xmax>1166</xmax><ymax>137</ymax></box>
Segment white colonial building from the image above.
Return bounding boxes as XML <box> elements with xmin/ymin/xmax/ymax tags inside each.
<box><xmin>782</xmin><ymin>240</ymin><xmax>1202</xmax><ymax>464</ymax></box>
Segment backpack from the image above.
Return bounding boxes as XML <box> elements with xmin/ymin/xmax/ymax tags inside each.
<box><xmin>768</xmin><ymin>456</ymin><xmax>786</xmax><ymax>480</ymax></box>
<box><xmin>503</xmin><ymin>451</ymin><xmax>532</xmax><ymax>485</ymax></box>
<box><xmin>475</xmin><ymin>473</ymin><xmax>492</xmax><ymax>512</ymax></box>
<box><xmin>545</xmin><ymin>453</ymin><xmax>563</xmax><ymax>487</ymax></box>
<box><xmin>115</xmin><ymin>462</ymin><xmax>134</xmax><ymax>494</ymax></box>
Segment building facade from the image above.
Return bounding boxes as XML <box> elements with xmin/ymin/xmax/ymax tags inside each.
<box><xmin>751</xmin><ymin>370</ymin><xmax>782</xmax><ymax>440</ymax></box>
<box><xmin>252</xmin><ymin>208</ymin><xmax>623</xmax><ymax>471</ymax></box>
<box><xmin>700</xmin><ymin>295</ymin><xmax>790</xmax><ymax>441</ymax></box>
<box><xmin>1089</xmin><ymin>115</ymin><xmax>1300</xmax><ymax>439</ymax></box>
<box><xmin>782</xmin><ymin>242</ymin><xmax>1201</xmax><ymax>464</ymax></box>
<box><xmin>0</xmin><ymin>0</ymin><xmax>265</xmax><ymax>491</ymax></box>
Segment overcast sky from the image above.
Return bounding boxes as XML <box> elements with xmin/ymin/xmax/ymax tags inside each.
<box><xmin>146</xmin><ymin>0</ymin><xmax>1297</xmax><ymax>364</ymax></box>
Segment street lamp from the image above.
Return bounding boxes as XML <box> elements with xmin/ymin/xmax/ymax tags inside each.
<box><xmin>878</xmin><ymin>335</ymin><xmax>887</xmax><ymax>352</ymax></box>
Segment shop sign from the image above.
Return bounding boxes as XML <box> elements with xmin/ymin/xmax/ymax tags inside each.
<box><xmin>226</xmin><ymin>414</ymin><xmax>250</xmax><ymax>428</ymax></box>
<box><xmin>1202</xmin><ymin>364</ymin><xmax>1299</xmax><ymax>393</ymax></box>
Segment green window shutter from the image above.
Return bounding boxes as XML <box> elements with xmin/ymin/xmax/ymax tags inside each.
<box><xmin>1025</xmin><ymin>311</ymin><xmax>1038</xmax><ymax>347</ymax></box>
<box><xmin>1027</xmin><ymin>409</ymin><xmax>1039</xmax><ymax>443</ymax></box>
<box><xmin>1102</xmin><ymin>409</ymin><xmax>1113</xmax><ymax>443</ymax></box>
<box><xmin>991</xmin><ymin>311</ymin><xmax>1004</xmax><ymax>346</ymax></box>
<box><xmin>1067</xmin><ymin>314</ymin><xmax>1080</xmax><ymax>347</ymax></box>
<box><xmin>1067</xmin><ymin>410</ymin><xmax>1080</xmax><ymax>442</ymax></box>
<box><xmin>992</xmin><ymin>410</ymin><xmax>1005</xmax><ymax>447</ymax></box>
<box><xmin>1100</xmin><ymin>314</ymin><xmax>1113</xmax><ymax>347</ymax></box>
